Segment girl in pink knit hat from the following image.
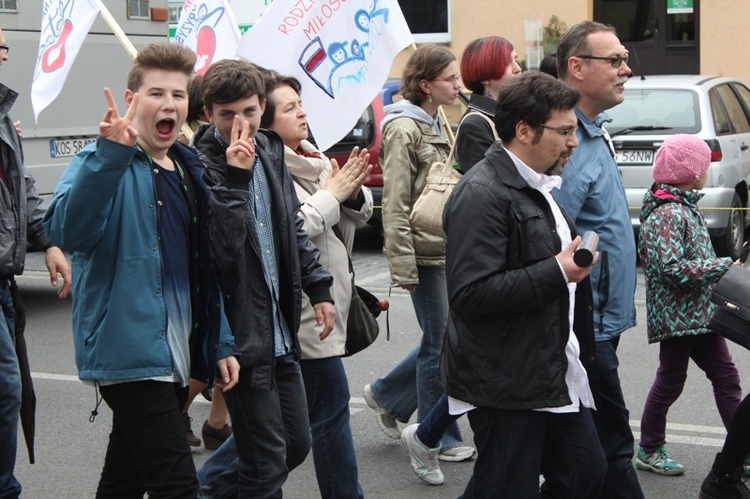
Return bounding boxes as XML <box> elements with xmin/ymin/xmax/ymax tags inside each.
<box><xmin>635</xmin><ymin>134</ymin><xmax>742</xmax><ymax>483</ymax></box>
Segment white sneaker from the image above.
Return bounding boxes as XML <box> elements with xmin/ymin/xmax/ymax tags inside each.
<box><xmin>438</xmin><ymin>445</ymin><xmax>476</xmax><ymax>462</ymax></box>
<box><xmin>401</xmin><ymin>424</ymin><xmax>444</xmax><ymax>485</ymax></box>
<box><xmin>363</xmin><ymin>384</ymin><xmax>403</xmax><ymax>439</ymax></box>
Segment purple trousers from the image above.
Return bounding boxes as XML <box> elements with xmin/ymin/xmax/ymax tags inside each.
<box><xmin>640</xmin><ymin>333</ymin><xmax>741</xmax><ymax>453</ymax></box>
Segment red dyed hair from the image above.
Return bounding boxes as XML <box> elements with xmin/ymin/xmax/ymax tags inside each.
<box><xmin>460</xmin><ymin>37</ymin><xmax>514</xmax><ymax>95</ymax></box>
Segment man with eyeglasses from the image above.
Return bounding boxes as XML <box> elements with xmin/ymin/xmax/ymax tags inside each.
<box><xmin>553</xmin><ymin>20</ymin><xmax>645</xmax><ymax>499</ymax></box>
<box><xmin>441</xmin><ymin>71</ymin><xmax>607</xmax><ymax>497</ymax></box>
<box><xmin>0</xmin><ymin>26</ymin><xmax>71</xmax><ymax>498</ymax></box>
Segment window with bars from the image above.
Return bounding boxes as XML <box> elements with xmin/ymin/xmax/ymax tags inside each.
<box><xmin>128</xmin><ymin>0</ymin><xmax>150</xmax><ymax>19</ymax></box>
<box><xmin>0</xmin><ymin>0</ymin><xmax>18</xmax><ymax>12</ymax></box>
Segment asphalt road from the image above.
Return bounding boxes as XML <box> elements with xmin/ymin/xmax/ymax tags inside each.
<box><xmin>11</xmin><ymin>227</ymin><xmax>749</xmax><ymax>498</ymax></box>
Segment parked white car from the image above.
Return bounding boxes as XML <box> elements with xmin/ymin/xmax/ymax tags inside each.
<box><xmin>607</xmin><ymin>75</ymin><xmax>750</xmax><ymax>260</ymax></box>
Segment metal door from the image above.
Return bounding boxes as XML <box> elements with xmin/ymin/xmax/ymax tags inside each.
<box><xmin>595</xmin><ymin>0</ymin><xmax>699</xmax><ymax>75</ymax></box>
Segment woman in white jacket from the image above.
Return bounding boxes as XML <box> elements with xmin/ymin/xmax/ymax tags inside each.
<box><xmin>261</xmin><ymin>70</ymin><xmax>373</xmax><ymax>499</ymax></box>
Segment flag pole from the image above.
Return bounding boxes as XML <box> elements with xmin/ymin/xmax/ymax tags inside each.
<box><xmin>407</xmin><ymin>43</ymin><xmax>455</xmax><ymax>144</ymax></box>
<box><xmin>91</xmin><ymin>0</ymin><xmax>138</xmax><ymax>59</ymax></box>
<box><xmin>90</xmin><ymin>0</ymin><xmax>194</xmax><ymax>139</ymax></box>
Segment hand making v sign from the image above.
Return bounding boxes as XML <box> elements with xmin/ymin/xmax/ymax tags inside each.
<box><xmin>226</xmin><ymin>115</ymin><xmax>256</xmax><ymax>170</ymax></box>
<box><xmin>99</xmin><ymin>87</ymin><xmax>139</xmax><ymax>147</ymax></box>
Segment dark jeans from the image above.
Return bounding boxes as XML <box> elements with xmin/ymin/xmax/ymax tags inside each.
<box><xmin>417</xmin><ymin>393</ymin><xmax>460</xmax><ymax>449</ymax></box>
<box><xmin>592</xmin><ymin>337</ymin><xmax>644</xmax><ymax>499</ymax></box>
<box><xmin>462</xmin><ymin>406</ymin><xmax>605</xmax><ymax>498</ymax></box>
<box><xmin>0</xmin><ymin>280</ymin><xmax>20</xmax><ymax>499</ymax></box>
<box><xmin>640</xmin><ymin>333</ymin><xmax>741</xmax><ymax>452</ymax></box>
<box><xmin>301</xmin><ymin>357</ymin><xmax>364</xmax><ymax>499</ymax></box>
<box><xmin>96</xmin><ymin>381</ymin><xmax>197</xmax><ymax>499</ymax></box>
<box><xmin>222</xmin><ymin>353</ymin><xmax>311</xmax><ymax>499</ymax></box>
<box><xmin>198</xmin><ymin>357</ymin><xmax>359</xmax><ymax>499</ymax></box>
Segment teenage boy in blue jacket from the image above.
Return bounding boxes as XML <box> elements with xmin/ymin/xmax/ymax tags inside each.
<box><xmin>43</xmin><ymin>43</ymin><xmax>239</xmax><ymax>499</ymax></box>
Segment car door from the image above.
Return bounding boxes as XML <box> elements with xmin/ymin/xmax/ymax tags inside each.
<box><xmin>711</xmin><ymin>83</ymin><xmax>750</xmax><ymax>184</ymax></box>
<box><xmin>729</xmin><ymin>82</ymin><xmax>750</xmax><ymax>187</ymax></box>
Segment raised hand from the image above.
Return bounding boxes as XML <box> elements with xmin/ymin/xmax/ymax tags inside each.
<box><xmin>226</xmin><ymin>115</ymin><xmax>256</xmax><ymax>170</ymax></box>
<box><xmin>326</xmin><ymin>146</ymin><xmax>371</xmax><ymax>203</ymax></box>
<box><xmin>99</xmin><ymin>87</ymin><xmax>139</xmax><ymax>147</ymax></box>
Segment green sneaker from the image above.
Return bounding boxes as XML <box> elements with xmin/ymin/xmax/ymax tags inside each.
<box><xmin>636</xmin><ymin>446</ymin><xmax>686</xmax><ymax>476</ymax></box>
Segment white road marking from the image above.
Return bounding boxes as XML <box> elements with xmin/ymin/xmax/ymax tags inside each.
<box><xmin>630</xmin><ymin>419</ymin><xmax>727</xmax><ymax>436</ymax></box>
<box><xmin>31</xmin><ymin>372</ymin><xmax>80</xmax><ymax>382</ymax></box>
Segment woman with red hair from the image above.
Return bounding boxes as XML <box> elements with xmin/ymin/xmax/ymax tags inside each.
<box><xmin>455</xmin><ymin>36</ymin><xmax>521</xmax><ymax>172</ymax></box>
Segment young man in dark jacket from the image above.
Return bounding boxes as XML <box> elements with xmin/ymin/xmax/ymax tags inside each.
<box><xmin>193</xmin><ymin>59</ymin><xmax>335</xmax><ymax>498</ymax></box>
<box><xmin>0</xmin><ymin>26</ymin><xmax>71</xmax><ymax>498</ymax></box>
<box><xmin>441</xmin><ymin>72</ymin><xmax>605</xmax><ymax>498</ymax></box>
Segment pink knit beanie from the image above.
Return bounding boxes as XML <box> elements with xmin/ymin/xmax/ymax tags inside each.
<box><xmin>653</xmin><ymin>134</ymin><xmax>711</xmax><ymax>185</ymax></box>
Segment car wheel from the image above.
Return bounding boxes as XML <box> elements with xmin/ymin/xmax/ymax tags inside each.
<box><xmin>712</xmin><ymin>193</ymin><xmax>744</xmax><ymax>260</ymax></box>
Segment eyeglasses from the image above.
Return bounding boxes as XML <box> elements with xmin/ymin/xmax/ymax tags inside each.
<box><xmin>434</xmin><ymin>74</ymin><xmax>461</xmax><ymax>85</ymax></box>
<box><xmin>576</xmin><ymin>53</ymin><xmax>629</xmax><ymax>68</ymax></box>
<box><xmin>0</xmin><ymin>45</ymin><xmax>8</xmax><ymax>56</ymax></box>
<box><xmin>531</xmin><ymin>122</ymin><xmax>578</xmax><ymax>137</ymax></box>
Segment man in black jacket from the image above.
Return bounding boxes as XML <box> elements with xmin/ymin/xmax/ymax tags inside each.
<box><xmin>192</xmin><ymin>59</ymin><xmax>335</xmax><ymax>498</ymax></box>
<box><xmin>441</xmin><ymin>71</ymin><xmax>605</xmax><ymax>498</ymax></box>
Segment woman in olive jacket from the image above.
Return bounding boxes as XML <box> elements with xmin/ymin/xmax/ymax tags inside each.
<box><xmin>365</xmin><ymin>44</ymin><xmax>473</xmax><ymax>458</ymax></box>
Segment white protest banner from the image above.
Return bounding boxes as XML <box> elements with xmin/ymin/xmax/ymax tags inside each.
<box><xmin>31</xmin><ymin>0</ymin><xmax>101</xmax><ymax>122</ymax></box>
<box><xmin>174</xmin><ymin>0</ymin><xmax>242</xmax><ymax>76</ymax></box>
<box><xmin>238</xmin><ymin>0</ymin><xmax>413</xmax><ymax>151</ymax></box>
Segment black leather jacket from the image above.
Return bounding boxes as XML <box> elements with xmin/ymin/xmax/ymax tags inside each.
<box><xmin>440</xmin><ymin>143</ymin><xmax>597</xmax><ymax>410</ymax></box>
<box><xmin>194</xmin><ymin>125</ymin><xmax>333</xmax><ymax>390</ymax></box>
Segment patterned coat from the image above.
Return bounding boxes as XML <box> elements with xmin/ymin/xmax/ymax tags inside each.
<box><xmin>638</xmin><ymin>183</ymin><xmax>733</xmax><ymax>343</ymax></box>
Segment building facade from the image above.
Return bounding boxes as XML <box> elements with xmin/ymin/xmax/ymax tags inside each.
<box><xmin>391</xmin><ymin>0</ymin><xmax>740</xmax><ymax>94</ymax></box>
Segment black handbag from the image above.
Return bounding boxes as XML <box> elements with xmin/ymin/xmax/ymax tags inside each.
<box><xmin>330</xmin><ymin>225</ymin><xmax>388</xmax><ymax>357</ymax></box>
<box><xmin>344</xmin><ymin>281</ymin><xmax>383</xmax><ymax>357</ymax></box>
<box><xmin>709</xmin><ymin>264</ymin><xmax>750</xmax><ymax>350</ymax></box>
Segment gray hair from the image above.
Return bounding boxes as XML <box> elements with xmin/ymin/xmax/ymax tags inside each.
<box><xmin>556</xmin><ymin>21</ymin><xmax>616</xmax><ymax>81</ymax></box>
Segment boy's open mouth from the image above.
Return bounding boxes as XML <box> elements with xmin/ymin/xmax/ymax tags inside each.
<box><xmin>156</xmin><ymin>119</ymin><xmax>175</xmax><ymax>139</ymax></box>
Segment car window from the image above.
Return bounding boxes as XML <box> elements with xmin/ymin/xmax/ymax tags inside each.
<box><xmin>607</xmin><ymin>89</ymin><xmax>700</xmax><ymax>134</ymax></box>
<box><xmin>714</xmin><ymin>84</ymin><xmax>750</xmax><ymax>133</ymax></box>
<box><xmin>731</xmin><ymin>83</ymin><xmax>750</xmax><ymax>118</ymax></box>
<box><xmin>709</xmin><ymin>89</ymin><xmax>731</xmax><ymax>135</ymax></box>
